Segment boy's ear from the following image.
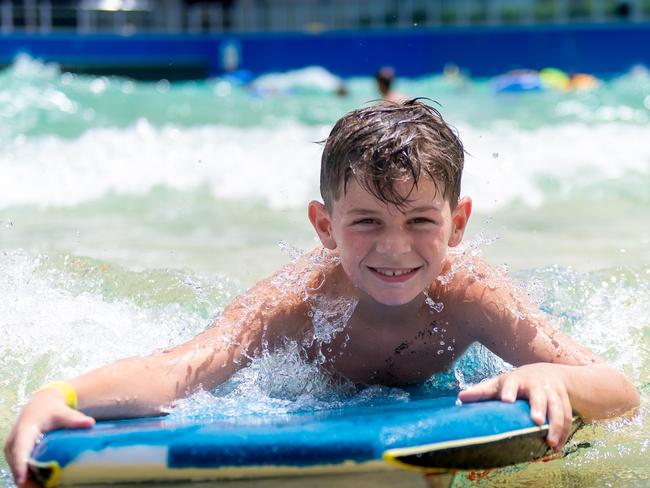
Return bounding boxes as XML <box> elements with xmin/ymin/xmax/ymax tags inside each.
<box><xmin>308</xmin><ymin>201</ymin><xmax>337</xmax><ymax>249</ymax></box>
<box><xmin>448</xmin><ymin>196</ymin><xmax>472</xmax><ymax>247</ymax></box>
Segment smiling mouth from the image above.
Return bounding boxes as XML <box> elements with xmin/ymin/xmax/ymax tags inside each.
<box><xmin>368</xmin><ymin>266</ymin><xmax>421</xmax><ymax>280</ymax></box>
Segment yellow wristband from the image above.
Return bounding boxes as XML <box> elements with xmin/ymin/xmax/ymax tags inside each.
<box><xmin>37</xmin><ymin>381</ymin><xmax>78</xmax><ymax>410</ymax></box>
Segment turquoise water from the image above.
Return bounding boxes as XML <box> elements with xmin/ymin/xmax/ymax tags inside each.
<box><xmin>1</xmin><ymin>55</ymin><xmax>649</xmax><ymax>486</ymax></box>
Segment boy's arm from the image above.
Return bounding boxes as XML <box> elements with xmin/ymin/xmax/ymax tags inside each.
<box><xmin>70</xmin><ymin>281</ymin><xmax>284</xmax><ymax>419</ymax></box>
<box><xmin>3</xmin><ymin>321</ymin><xmax>236</xmax><ymax>486</ymax></box>
<box><xmin>74</xmin><ymin>270</ymin><xmax>310</xmax><ymax>417</ymax></box>
<box><xmin>450</xmin><ymin>261</ymin><xmax>639</xmax><ymax>448</ymax></box>
<box><xmin>4</xmin><ymin>272</ymin><xmax>307</xmax><ymax>486</ymax></box>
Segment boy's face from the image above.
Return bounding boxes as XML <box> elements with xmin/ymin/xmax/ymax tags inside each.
<box><xmin>309</xmin><ymin>177</ymin><xmax>471</xmax><ymax>307</ymax></box>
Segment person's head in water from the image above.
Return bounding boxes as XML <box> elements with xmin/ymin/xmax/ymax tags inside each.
<box><xmin>375</xmin><ymin>67</ymin><xmax>395</xmax><ymax>98</ymax></box>
<box><xmin>309</xmin><ymin>99</ymin><xmax>471</xmax><ymax>306</ymax></box>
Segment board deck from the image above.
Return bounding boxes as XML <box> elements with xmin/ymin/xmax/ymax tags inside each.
<box><xmin>29</xmin><ymin>396</ymin><xmax>582</xmax><ymax>486</ymax></box>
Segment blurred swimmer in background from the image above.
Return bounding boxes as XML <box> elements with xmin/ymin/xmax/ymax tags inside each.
<box><xmin>375</xmin><ymin>66</ymin><xmax>407</xmax><ymax>102</ymax></box>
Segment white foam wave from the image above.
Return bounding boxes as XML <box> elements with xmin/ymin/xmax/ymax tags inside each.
<box><xmin>0</xmin><ymin>251</ymin><xmax>204</xmax><ymax>409</ymax></box>
<box><xmin>460</xmin><ymin>122</ymin><xmax>650</xmax><ymax>210</ymax></box>
<box><xmin>0</xmin><ymin>120</ymin><xmax>326</xmax><ymax>210</ymax></box>
<box><xmin>0</xmin><ymin>121</ymin><xmax>648</xmax><ymax>211</ymax></box>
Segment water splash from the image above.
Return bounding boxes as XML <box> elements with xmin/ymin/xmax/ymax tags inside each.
<box><xmin>423</xmin><ymin>290</ymin><xmax>445</xmax><ymax>313</ymax></box>
<box><xmin>271</xmin><ymin>246</ymin><xmax>357</xmax><ymax>364</ymax></box>
<box><xmin>437</xmin><ymin>231</ymin><xmax>498</xmax><ymax>285</ymax></box>
<box><xmin>277</xmin><ymin>240</ymin><xmax>305</xmax><ymax>261</ymax></box>
<box><xmin>167</xmin><ymin>341</ymin><xmax>411</xmax><ymax>422</ymax></box>
<box><xmin>0</xmin><ymin>250</ymin><xmax>229</xmax><ymax>418</ymax></box>
<box><xmin>307</xmin><ymin>294</ymin><xmax>358</xmax><ymax>364</ymax></box>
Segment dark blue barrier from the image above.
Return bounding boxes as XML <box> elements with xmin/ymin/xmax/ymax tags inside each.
<box><xmin>1</xmin><ymin>23</ymin><xmax>649</xmax><ymax>79</ymax></box>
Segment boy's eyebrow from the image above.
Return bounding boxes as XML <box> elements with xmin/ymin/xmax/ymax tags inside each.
<box><xmin>347</xmin><ymin>208</ymin><xmax>382</xmax><ymax>215</ymax></box>
<box><xmin>346</xmin><ymin>205</ymin><xmax>443</xmax><ymax>215</ymax></box>
<box><xmin>408</xmin><ymin>205</ymin><xmax>443</xmax><ymax>213</ymax></box>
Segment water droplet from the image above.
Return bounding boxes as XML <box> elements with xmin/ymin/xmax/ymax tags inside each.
<box><xmin>437</xmin><ymin>350</ymin><xmax>444</xmax><ymax>355</ymax></box>
<box><xmin>424</xmin><ymin>295</ymin><xmax>445</xmax><ymax>313</ymax></box>
<box><xmin>277</xmin><ymin>240</ymin><xmax>304</xmax><ymax>261</ymax></box>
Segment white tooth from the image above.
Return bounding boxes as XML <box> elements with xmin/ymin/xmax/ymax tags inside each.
<box><xmin>376</xmin><ymin>268</ymin><xmax>413</xmax><ymax>276</ymax></box>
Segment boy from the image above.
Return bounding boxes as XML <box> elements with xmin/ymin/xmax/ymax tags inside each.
<box><xmin>5</xmin><ymin>100</ymin><xmax>639</xmax><ymax>486</ymax></box>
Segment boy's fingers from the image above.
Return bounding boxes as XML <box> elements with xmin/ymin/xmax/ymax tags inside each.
<box><xmin>59</xmin><ymin>409</ymin><xmax>96</xmax><ymax>429</ymax></box>
<box><xmin>528</xmin><ymin>390</ymin><xmax>548</xmax><ymax>426</ymax></box>
<box><xmin>9</xmin><ymin>424</ymin><xmax>41</xmax><ymax>485</ymax></box>
<box><xmin>8</xmin><ymin>407</ymin><xmax>94</xmax><ymax>486</ymax></box>
<box><xmin>499</xmin><ymin>375</ymin><xmax>519</xmax><ymax>403</ymax></box>
<box><xmin>76</xmin><ymin>413</ymin><xmax>96</xmax><ymax>428</ymax></box>
<box><xmin>46</xmin><ymin>406</ymin><xmax>95</xmax><ymax>432</ymax></box>
<box><xmin>557</xmin><ymin>393</ymin><xmax>573</xmax><ymax>446</ymax></box>
<box><xmin>545</xmin><ymin>393</ymin><xmax>566</xmax><ymax>449</ymax></box>
<box><xmin>458</xmin><ymin>377</ymin><xmax>499</xmax><ymax>402</ymax></box>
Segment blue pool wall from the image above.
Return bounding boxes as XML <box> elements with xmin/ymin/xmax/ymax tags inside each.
<box><xmin>1</xmin><ymin>23</ymin><xmax>649</xmax><ymax>79</ymax></box>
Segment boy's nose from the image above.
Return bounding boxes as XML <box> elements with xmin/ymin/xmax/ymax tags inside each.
<box><xmin>375</xmin><ymin>229</ymin><xmax>412</xmax><ymax>256</ymax></box>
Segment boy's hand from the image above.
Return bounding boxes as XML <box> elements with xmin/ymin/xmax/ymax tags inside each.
<box><xmin>457</xmin><ymin>363</ymin><xmax>573</xmax><ymax>451</ymax></box>
<box><xmin>4</xmin><ymin>389</ymin><xmax>95</xmax><ymax>487</ymax></box>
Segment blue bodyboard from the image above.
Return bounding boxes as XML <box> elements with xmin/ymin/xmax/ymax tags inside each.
<box><xmin>29</xmin><ymin>396</ymin><xmax>581</xmax><ymax>486</ymax></box>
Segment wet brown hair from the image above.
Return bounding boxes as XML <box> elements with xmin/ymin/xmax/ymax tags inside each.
<box><xmin>320</xmin><ymin>99</ymin><xmax>464</xmax><ymax>211</ymax></box>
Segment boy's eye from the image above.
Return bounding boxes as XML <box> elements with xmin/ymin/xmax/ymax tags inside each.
<box><xmin>410</xmin><ymin>217</ymin><xmax>436</xmax><ymax>225</ymax></box>
<box><xmin>353</xmin><ymin>218</ymin><xmax>379</xmax><ymax>225</ymax></box>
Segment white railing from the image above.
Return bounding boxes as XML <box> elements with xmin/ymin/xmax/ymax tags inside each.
<box><xmin>0</xmin><ymin>0</ymin><xmax>648</xmax><ymax>35</ymax></box>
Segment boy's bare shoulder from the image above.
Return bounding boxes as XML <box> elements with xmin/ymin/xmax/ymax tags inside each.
<box><xmin>257</xmin><ymin>247</ymin><xmax>345</xmax><ymax>303</ymax></box>
<box><xmin>429</xmin><ymin>254</ymin><xmax>524</xmax><ymax>334</ymax></box>
<box><xmin>430</xmin><ymin>254</ymin><xmax>497</xmax><ymax>302</ymax></box>
<box><xmin>434</xmin><ymin>254</ymin><xmax>600</xmax><ymax>367</ymax></box>
<box><xmin>218</xmin><ymin>247</ymin><xmax>342</xmax><ymax>340</ymax></box>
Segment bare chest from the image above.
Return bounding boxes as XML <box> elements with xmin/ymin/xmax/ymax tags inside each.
<box><xmin>322</xmin><ymin>318</ymin><xmax>470</xmax><ymax>386</ymax></box>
